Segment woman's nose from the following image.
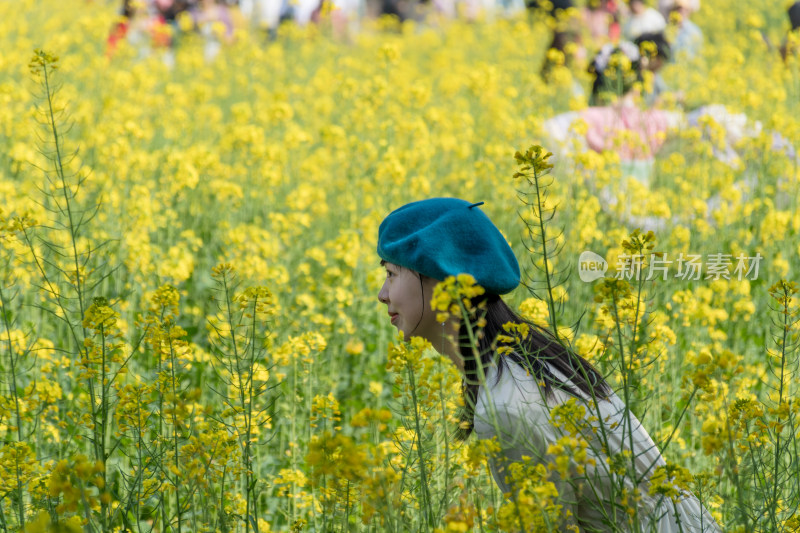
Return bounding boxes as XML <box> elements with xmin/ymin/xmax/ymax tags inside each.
<box><xmin>378</xmin><ymin>283</ymin><xmax>389</xmax><ymax>304</ymax></box>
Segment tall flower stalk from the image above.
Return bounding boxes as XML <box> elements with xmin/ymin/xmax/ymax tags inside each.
<box><xmin>209</xmin><ymin>264</ymin><xmax>277</xmax><ymax>533</ymax></box>
<box><xmin>16</xmin><ymin>50</ymin><xmax>128</xmax><ymax>532</ymax></box>
<box><xmin>386</xmin><ymin>337</ymin><xmax>437</xmax><ymax>531</ymax></box>
<box><xmin>513</xmin><ymin>146</ymin><xmax>565</xmax><ymax>341</ymax></box>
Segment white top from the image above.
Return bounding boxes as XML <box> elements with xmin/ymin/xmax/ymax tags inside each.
<box><xmin>474</xmin><ymin>360</ymin><xmax>721</xmax><ymax>532</ymax></box>
<box><xmin>623</xmin><ymin>7</ymin><xmax>667</xmax><ymax>40</ymax></box>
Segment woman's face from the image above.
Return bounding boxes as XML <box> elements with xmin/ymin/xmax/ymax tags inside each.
<box><xmin>629</xmin><ymin>0</ymin><xmax>645</xmax><ymax>14</ymax></box>
<box><xmin>378</xmin><ymin>262</ymin><xmax>439</xmax><ymax>342</ymax></box>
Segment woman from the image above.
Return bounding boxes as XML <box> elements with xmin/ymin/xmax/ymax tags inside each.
<box><xmin>545</xmin><ymin>41</ymin><xmax>796</xmax><ymax>234</ymax></box>
<box><xmin>377</xmin><ymin>197</ymin><xmax>721</xmax><ymax>532</ymax></box>
<box><xmin>549</xmin><ymin>40</ymin><xmax>683</xmax><ymax>174</ymax></box>
<box><xmin>623</xmin><ymin>0</ymin><xmax>666</xmax><ymax>41</ymax></box>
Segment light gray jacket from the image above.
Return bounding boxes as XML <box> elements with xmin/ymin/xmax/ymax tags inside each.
<box><xmin>474</xmin><ymin>359</ymin><xmax>721</xmax><ymax>532</ymax></box>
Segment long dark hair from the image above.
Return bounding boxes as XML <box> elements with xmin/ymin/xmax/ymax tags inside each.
<box><xmin>456</xmin><ymin>294</ymin><xmax>610</xmax><ymax>440</ymax></box>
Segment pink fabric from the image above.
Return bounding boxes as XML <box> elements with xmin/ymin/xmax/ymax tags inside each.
<box><xmin>581</xmin><ymin>104</ymin><xmax>676</xmax><ymax>159</ymax></box>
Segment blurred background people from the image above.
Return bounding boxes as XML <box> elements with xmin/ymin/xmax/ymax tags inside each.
<box><xmin>623</xmin><ymin>0</ymin><xmax>665</xmax><ymax>40</ymax></box>
<box><xmin>527</xmin><ymin>0</ymin><xmax>573</xmax><ymax>16</ymax></box>
<box><xmin>634</xmin><ymin>31</ymin><xmax>670</xmax><ymax>105</ymax></box>
<box><xmin>106</xmin><ymin>0</ymin><xmax>137</xmax><ymax>57</ymax></box>
<box><xmin>240</xmin><ymin>0</ymin><xmax>289</xmax><ymax>39</ymax></box>
<box><xmin>544</xmin><ymin>42</ymin><xmax>796</xmax><ymax>230</ymax></box>
<box><xmin>781</xmin><ymin>1</ymin><xmax>800</xmax><ymax>62</ymax></box>
<box><xmin>534</xmin><ymin>0</ymin><xmax>587</xmax><ymax>97</ymax></box>
<box><xmin>195</xmin><ymin>0</ymin><xmax>235</xmax><ymax>60</ymax></box>
<box><xmin>112</xmin><ymin>0</ymin><xmax>195</xmax><ymax>66</ymax></box>
<box><xmin>583</xmin><ymin>0</ymin><xmax>622</xmax><ymax>42</ymax></box>
<box><xmin>657</xmin><ymin>0</ymin><xmax>698</xmax><ymax>18</ymax></box>
<box><xmin>104</xmin><ymin>0</ymin><xmax>716</xmax><ymax>70</ymax></box>
<box><xmin>667</xmin><ymin>0</ymin><xmax>703</xmax><ymax>59</ymax></box>
<box><xmin>549</xmin><ymin>42</ymin><xmax>681</xmax><ymax>171</ymax></box>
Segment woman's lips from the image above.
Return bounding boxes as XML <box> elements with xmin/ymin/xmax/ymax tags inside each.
<box><xmin>389</xmin><ymin>313</ymin><xmax>398</xmax><ymax>324</ymax></box>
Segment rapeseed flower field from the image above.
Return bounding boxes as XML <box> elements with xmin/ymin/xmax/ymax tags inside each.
<box><xmin>2</xmin><ymin>0</ymin><xmax>800</xmax><ymax>531</ymax></box>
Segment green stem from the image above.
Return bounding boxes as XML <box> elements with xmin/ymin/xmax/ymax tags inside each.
<box><xmin>290</xmin><ymin>357</ymin><xmax>297</xmax><ymax>525</ymax></box>
<box><xmin>437</xmin><ymin>367</ymin><xmax>451</xmax><ymax>519</ymax></box>
<box><xmin>216</xmin><ymin>465</ymin><xmax>227</xmax><ymax>533</ymax></box>
<box><xmin>18</xmin><ymin>227</ymin><xmax>83</xmax><ymax>353</ymax></box>
<box><xmin>529</xmin><ymin>168</ymin><xmax>560</xmax><ymax>341</ymax></box>
<box><xmin>13</xmin><ymin>463</ymin><xmax>25</xmax><ymax>533</ymax></box>
<box><xmin>406</xmin><ymin>363</ymin><xmax>434</xmax><ymax>530</ymax></box>
<box><xmin>245</xmin><ymin>298</ymin><xmax>260</xmax><ymax>533</ymax></box>
<box><xmin>158</xmin><ymin>331</ymin><xmax>168</xmax><ymax>533</ymax></box>
<box><xmin>42</xmin><ymin>54</ymin><xmax>85</xmax><ymax>318</ymax></box>
<box><xmin>245</xmin><ymin>297</ymin><xmax>258</xmax><ymax>533</ymax></box>
<box><xmin>0</xmin><ymin>502</ymin><xmax>8</xmax><ymax>533</ymax></box>
<box><xmin>136</xmin><ymin>393</ymin><xmax>145</xmax><ymax>533</ymax></box>
<box><xmin>343</xmin><ymin>481</ymin><xmax>351</xmax><ymax>532</ymax></box>
<box><xmin>611</xmin><ymin>294</ymin><xmax>640</xmax><ymax>531</ymax></box>
<box><xmin>100</xmin><ymin>325</ymin><xmax>110</xmax><ymax>532</ymax></box>
<box><xmin>769</xmin><ymin>299</ymin><xmax>790</xmax><ymax>531</ymax></box>
<box><xmin>0</xmin><ymin>286</ymin><xmax>25</xmax><ymax>531</ymax></box>
<box><xmin>169</xmin><ymin>338</ymin><xmax>183</xmax><ymax>533</ymax></box>
<box><xmin>658</xmin><ymin>386</ymin><xmax>698</xmax><ymax>457</ymax></box>
<box><xmin>471</xmin><ymin>479</ymin><xmax>485</xmax><ymax>533</ymax></box>
<box><xmin>721</xmin><ymin>392</ymin><xmax>751</xmax><ymax>531</ymax></box>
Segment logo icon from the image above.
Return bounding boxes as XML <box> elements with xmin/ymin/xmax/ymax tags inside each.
<box><xmin>578</xmin><ymin>251</ymin><xmax>608</xmax><ymax>282</ymax></box>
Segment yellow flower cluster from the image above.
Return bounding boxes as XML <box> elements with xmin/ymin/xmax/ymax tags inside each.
<box><xmin>648</xmin><ymin>463</ymin><xmax>693</xmax><ymax>502</ymax></box>
<box><xmin>431</xmin><ymin>274</ymin><xmax>486</xmax><ymax>324</ymax></box>
<box><xmin>310</xmin><ymin>392</ymin><xmax>342</xmax><ymax>430</ymax></box>
<box><xmin>513</xmin><ymin>144</ymin><xmax>555</xmax><ymax>177</ymax></box>
<box><xmin>48</xmin><ymin>454</ymin><xmax>107</xmax><ymax>514</ymax></box>
<box><xmin>495</xmin><ymin>458</ymin><xmax>567</xmax><ymax>531</ymax></box>
<box><xmin>495</xmin><ymin>321</ymin><xmax>531</xmax><ymax>355</ymax></box>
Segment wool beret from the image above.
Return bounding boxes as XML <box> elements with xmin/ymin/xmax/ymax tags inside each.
<box><xmin>377</xmin><ymin>198</ymin><xmax>520</xmax><ymax>295</ymax></box>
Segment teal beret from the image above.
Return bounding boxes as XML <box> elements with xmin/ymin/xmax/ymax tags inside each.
<box><xmin>377</xmin><ymin>198</ymin><xmax>520</xmax><ymax>295</ymax></box>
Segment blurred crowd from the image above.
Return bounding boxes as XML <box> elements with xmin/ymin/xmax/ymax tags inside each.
<box><xmin>105</xmin><ymin>0</ymin><xmax>523</xmax><ymax>62</ymax></box>
<box><xmin>106</xmin><ymin>0</ymin><xmax>800</xmax><ymax>74</ymax></box>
